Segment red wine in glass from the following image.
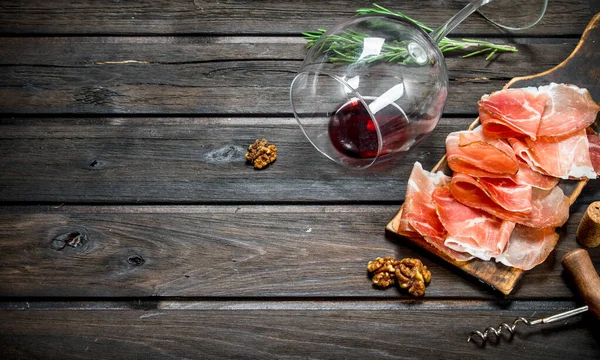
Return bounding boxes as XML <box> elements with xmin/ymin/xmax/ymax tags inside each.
<box><xmin>328</xmin><ymin>97</ymin><xmax>412</xmax><ymax>159</ymax></box>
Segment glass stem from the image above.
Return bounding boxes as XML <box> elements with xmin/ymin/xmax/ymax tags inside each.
<box><xmin>430</xmin><ymin>0</ymin><xmax>494</xmax><ymax>43</ymax></box>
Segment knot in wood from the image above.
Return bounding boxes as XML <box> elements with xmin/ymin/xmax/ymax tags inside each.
<box><xmin>205</xmin><ymin>145</ymin><xmax>245</xmax><ymax>164</ymax></box>
<box><xmin>127</xmin><ymin>254</ymin><xmax>145</xmax><ymax>266</ymax></box>
<box><xmin>51</xmin><ymin>232</ymin><xmax>87</xmax><ymax>251</ymax></box>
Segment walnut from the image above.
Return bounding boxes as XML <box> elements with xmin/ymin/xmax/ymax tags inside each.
<box><xmin>371</xmin><ymin>271</ymin><xmax>396</xmax><ymax>288</ymax></box>
<box><xmin>395</xmin><ymin>258</ymin><xmax>432</xmax><ymax>297</ymax></box>
<box><xmin>367</xmin><ymin>256</ymin><xmax>431</xmax><ymax>296</ymax></box>
<box><xmin>245</xmin><ymin>139</ymin><xmax>277</xmax><ymax>169</ymax></box>
<box><xmin>367</xmin><ymin>256</ymin><xmax>399</xmax><ymax>288</ymax></box>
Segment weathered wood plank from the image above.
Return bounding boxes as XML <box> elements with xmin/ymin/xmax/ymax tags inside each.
<box><xmin>1</xmin><ymin>117</ymin><xmax>599</xmax><ymax>204</ymax></box>
<box><xmin>0</xmin><ymin>0</ymin><xmax>593</xmax><ymax>36</ymax></box>
<box><xmin>2</xmin><ymin>117</ymin><xmax>599</xmax><ymax>204</ymax></box>
<box><xmin>0</xmin><ymin>205</ymin><xmax>597</xmax><ymax>298</ymax></box>
<box><xmin>0</xmin><ymin>37</ymin><xmax>578</xmax><ymax>115</ymax></box>
<box><xmin>0</xmin><ymin>73</ymin><xmax>540</xmax><ymax>115</ymax></box>
<box><xmin>0</xmin><ymin>116</ymin><xmax>464</xmax><ymax>203</ymax></box>
<box><xmin>0</xmin><ymin>36</ymin><xmax>576</xmax><ymax>67</ymax></box>
<box><xmin>0</xmin><ymin>299</ymin><xmax>581</xmax><ymax>311</ymax></box>
<box><xmin>0</xmin><ymin>303</ymin><xmax>598</xmax><ymax>359</ymax></box>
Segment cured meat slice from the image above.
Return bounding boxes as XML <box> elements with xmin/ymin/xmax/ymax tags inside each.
<box><xmin>478</xmin><ymin>87</ymin><xmax>547</xmax><ymax>139</ymax></box>
<box><xmin>450</xmin><ymin>184</ymin><xmax>569</xmax><ymax>228</ymax></box>
<box><xmin>395</xmin><ymin>216</ymin><xmax>420</xmax><ymax>240</ymax></box>
<box><xmin>510</xmin><ymin>130</ymin><xmax>596</xmax><ymax>179</ymax></box>
<box><xmin>451</xmin><ymin>172</ymin><xmax>532</xmax><ymax>213</ymax></box>
<box><xmin>399</xmin><ymin>162</ymin><xmax>449</xmax><ymax>240</ymax></box>
<box><xmin>432</xmin><ymin>186</ymin><xmax>515</xmax><ymax>261</ymax></box>
<box><xmin>399</xmin><ymin>162</ymin><xmax>473</xmax><ymax>262</ymax></box>
<box><xmin>536</xmin><ymin>83</ymin><xmax>600</xmax><ymax>138</ymax></box>
<box><xmin>446</xmin><ymin>127</ymin><xmax>518</xmax><ymax>178</ymax></box>
<box><xmin>510</xmin><ymin>158</ymin><xmax>559</xmax><ymax>190</ymax></box>
<box><xmin>495</xmin><ymin>225</ymin><xmax>559</xmax><ymax>270</ymax></box>
<box><xmin>587</xmin><ymin>133</ymin><xmax>600</xmax><ymax>174</ymax></box>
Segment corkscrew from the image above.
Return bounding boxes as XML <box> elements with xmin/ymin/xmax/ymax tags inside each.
<box><xmin>468</xmin><ymin>248</ymin><xmax>600</xmax><ymax>345</ymax></box>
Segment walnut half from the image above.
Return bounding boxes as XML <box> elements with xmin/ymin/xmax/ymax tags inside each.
<box><xmin>367</xmin><ymin>256</ymin><xmax>399</xmax><ymax>288</ymax></box>
<box><xmin>367</xmin><ymin>256</ymin><xmax>431</xmax><ymax>297</ymax></box>
<box><xmin>245</xmin><ymin>139</ymin><xmax>277</xmax><ymax>169</ymax></box>
<box><xmin>395</xmin><ymin>258</ymin><xmax>431</xmax><ymax>297</ymax></box>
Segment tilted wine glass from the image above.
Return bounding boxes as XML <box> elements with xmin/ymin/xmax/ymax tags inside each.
<box><xmin>290</xmin><ymin>0</ymin><xmax>547</xmax><ymax>169</ymax></box>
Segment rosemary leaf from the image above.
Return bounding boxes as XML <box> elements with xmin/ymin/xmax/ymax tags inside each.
<box><xmin>485</xmin><ymin>48</ymin><xmax>499</xmax><ymax>60</ymax></box>
<box><xmin>303</xmin><ymin>4</ymin><xmax>517</xmax><ymax>64</ymax></box>
<box><xmin>462</xmin><ymin>48</ymin><xmax>492</xmax><ymax>58</ymax></box>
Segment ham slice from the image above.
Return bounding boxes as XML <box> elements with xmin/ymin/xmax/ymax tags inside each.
<box><xmin>510</xmin><ymin>130</ymin><xmax>596</xmax><ymax>179</ymax></box>
<box><xmin>478</xmin><ymin>87</ymin><xmax>547</xmax><ymax>139</ymax></box>
<box><xmin>399</xmin><ymin>162</ymin><xmax>449</xmax><ymax>241</ymax></box>
<box><xmin>510</xmin><ymin>158</ymin><xmax>559</xmax><ymax>190</ymax></box>
<box><xmin>399</xmin><ymin>162</ymin><xmax>473</xmax><ymax>261</ymax></box>
<box><xmin>536</xmin><ymin>83</ymin><xmax>600</xmax><ymax>138</ymax></box>
<box><xmin>587</xmin><ymin>133</ymin><xmax>600</xmax><ymax>174</ymax></box>
<box><xmin>451</xmin><ymin>172</ymin><xmax>532</xmax><ymax>213</ymax></box>
<box><xmin>446</xmin><ymin>127</ymin><xmax>518</xmax><ymax>178</ymax></box>
<box><xmin>396</xmin><ymin>216</ymin><xmax>420</xmax><ymax>240</ymax></box>
<box><xmin>432</xmin><ymin>186</ymin><xmax>515</xmax><ymax>261</ymax></box>
<box><xmin>450</xmin><ymin>184</ymin><xmax>569</xmax><ymax>228</ymax></box>
<box><xmin>495</xmin><ymin>226</ymin><xmax>559</xmax><ymax>270</ymax></box>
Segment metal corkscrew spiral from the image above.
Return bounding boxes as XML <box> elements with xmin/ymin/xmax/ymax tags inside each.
<box><xmin>467</xmin><ymin>306</ymin><xmax>589</xmax><ymax>344</ymax></box>
<box><xmin>468</xmin><ymin>248</ymin><xmax>600</xmax><ymax>345</ymax></box>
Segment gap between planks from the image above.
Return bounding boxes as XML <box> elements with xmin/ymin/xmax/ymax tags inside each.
<box><xmin>0</xmin><ymin>299</ymin><xmax>580</xmax><ymax>312</ymax></box>
<box><xmin>0</xmin><ymin>204</ymin><xmax>400</xmax><ymax>214</ymax></box>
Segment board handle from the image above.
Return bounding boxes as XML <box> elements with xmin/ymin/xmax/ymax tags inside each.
<box><xmin>506</xmin><ymin>13</ymin><xmax>600</xmax><ymax>100</ymax></box>
<box><xmin>561</xmin><ymin>249</ymin><xmax>600</xmax><ymax>320</ymax></box>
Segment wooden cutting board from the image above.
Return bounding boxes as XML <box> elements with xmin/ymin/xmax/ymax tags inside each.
<box><xmin>385</xmin><ymin>13</ymin><xmax>600</xmax><ymax>295</ymax></box>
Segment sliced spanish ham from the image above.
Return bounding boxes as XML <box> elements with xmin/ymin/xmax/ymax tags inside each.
<box><xmin>510</xmin><ymin>158</ymin><xmax>560</xmax><ymax>190</ymax></box>
<box><xmin>399</xmin><ymin>162</ymin><xmax>473</xmax><ymax>261</ymax></box>
<box><xmin>494</xmin><ymin>225</ymin><xmax>559</xmax><ymax>270</ymax></box>
<box><xmin>446</xmin><ymin>126</ymin><xmax>518</xmax><ymax>178</ymax></box>
<box><xmin>587</xmin><ymin>133</ymin><xmax>600</xmax><ymax>174</ymax></box>
<box><xmin>536</xmin><ymin>83</ymin><xmax>600</xmax><ymax>138</ymax></box>
<box><xmin>510</xmin><ymin>129</ymin><xmax>596</xmax><ymax>179</ymax></box>
<box><xmin>395</xmin><ymin>217</ymin><xmax>420</xmax><ymax>240</ymax></box>
<box><xmin>451</xmin><ymin>172</ymin><xmax>532</xmax><ymax>213</ymax></box>
<box><xmin>450</xmin><ymin>184</ymin><xmax>569</xmax><ymax>228</ymax></box>
<box><xmin>432</xmin><ymin>186</ymin><xmax>515</xmax><ymax>261</ymax></box>
<box><xmin>478</xmin><ymin>87</ymin><xmax>547</xmax><ymax>139</ymax></box>
<box><xmin>397</xmin><ymin>83</ymin><xmax>598</xmax><ymax>270</ymax></box>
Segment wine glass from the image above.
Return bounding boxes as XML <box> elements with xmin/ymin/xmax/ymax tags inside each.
<box><xmin>290</xmin><ymin>0</ymin><xmax>547</xmax><ymax>169</ymax></box>
<box><xmin>477</xmin><ymin>0</ymin><xmax>547</xmax><ymax>30</ymax></box>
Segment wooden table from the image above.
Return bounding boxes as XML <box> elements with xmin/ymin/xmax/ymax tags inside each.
<box><xmin>0</xmin><ymin>1</ymin><xmax>598</xmax><ymax>358</ymax></box>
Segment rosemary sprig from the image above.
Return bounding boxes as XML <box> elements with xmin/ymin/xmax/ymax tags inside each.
<box><xmin>303</xmin><ymin>4</ymin><xmax>517</xmax><ymax>64</ymax></box>
<box><xmin>304</xmin><ymin>28</ymin><xmax>411</xmax><ymax>65</ymax></box>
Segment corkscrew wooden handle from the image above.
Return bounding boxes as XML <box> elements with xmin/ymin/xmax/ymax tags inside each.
<box><xmin>561</xmin><ymin>249</ymin><xmax>600</xmax><ymax>320</ymax></box>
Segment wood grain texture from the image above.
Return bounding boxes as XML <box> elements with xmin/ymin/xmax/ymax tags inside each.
<box><xmin>507</xmin><ymin>13</ymin><xmax>600</xmax><ymax>103</ymax></box>
<box><xmin>0</xmin><ymin>116</ymin><xmax>466</xmax><ymax>203</ymax></box>
<box><xmin>0</xmin><ymin>205</ymin><xmax>597</xmax><ymax>298</ymax></box>
<box><xmin>0</xmin><ymin>0</ymin><xmax>594</xmax><ymax>36</ymax></box>
<box><xmin>1</xmin><ymin>117</ymin><xmax>599</xmax><ymax>204</ymax></box>
<box><xmin>0</xmin><ymin>0</ymin><xmax>598</xmax><ymax>358</ymax></box>
<box><xmin>0</xmin><ymin>37</ymin><xmax>577</xmax><ymax>115</ymax></box>
<box><xmin>0</xmin><ymin>303</ymin><xmax>598</xmax><ymax>359</ymax></box>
